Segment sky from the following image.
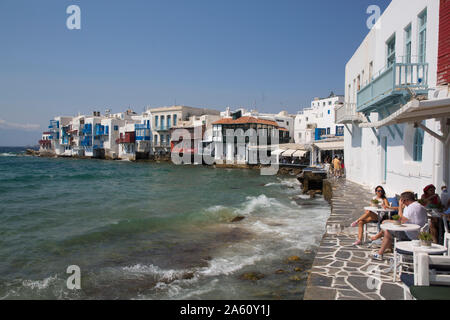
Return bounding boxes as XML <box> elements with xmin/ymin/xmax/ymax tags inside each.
<box><xmin>0</xmin><ymin>0</ymin><xmax>391</xmax><ymax>146</ymax></box>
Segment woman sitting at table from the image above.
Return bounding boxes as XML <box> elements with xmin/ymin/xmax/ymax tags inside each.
<box><xmin>350</xmin><ymin>186</ymin><xmax>390</xmax><ymax>246</ymax></box>
<box><xmin>421</xmin><ymin>184</ymin><xmax>441</xmax><ymax>208</ymax></box>
<box><xmin>421</xmin><ymin>184</ymin><xmax>442</xmax><ymax>244</ymax></box>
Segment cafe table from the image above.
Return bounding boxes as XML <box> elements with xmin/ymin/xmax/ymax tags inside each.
<box><xmin>380</xmin><ymin>222</ymin><xmax>421</xmax><ymax>281</ymax></box>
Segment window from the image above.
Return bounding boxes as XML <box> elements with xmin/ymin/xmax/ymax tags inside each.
<box><xmin>155</xmin><ymin>116</ymin><xmax>159</xmax><ymax>128</ymax></box>
<box><xmin>166</xmin><ymin>135</ymin><xmax>170</xmax><ymax>145</ymax></box>
<box><xmin>167</xmin><ymin>115</ymin><xmax>171</xmax><ymax>128</ymax></box>
<box><xmin>418</xmin><ymin>9</ymin><xmax>427</xmax><ymax>63</ymax></box>
<box><xmin>114</xmin><ymin>125</ymin><xmax>118</xmax><ymax>131</ymax></box>
<box><xmin>327</xmin><ymin>127</ymin><xmax>330</xmax><ymax>135</ymax></box>
<box><xmin>328</xmin><ymin>110</ymin><xmax>331</xmax><ymax>115</ymax></box>
<box><xmin>154</xmin><ymin>135</ymin><xmax>158</xmax><ymax>145</ymax></box>
<box><xmin>173</xmin><ymin>114</ymin><xmax>177</xmax><ymax>126</ymax></box>
<box><xmin>413</xmin><ymin>127</ymin><xmax>424</xmax><ymax>162</ymax></box>
<box><xmin>160</xmin><ymin>116</ymin><xmax>164</xmax><ymax>129</ymax></box>
<box><xmin>387</xmin><ymin>35</ymin><xmax>396</xmax><ymax>67</ymax></box>
<box><xmin>404</xmin><ymin>24</ymin><xmax>412</xmax><ymax>63</ymax></box>
<box><xmin>161</xmin><ymin>135</ymin><xmax>165</xmax><ymax>145</ymax></box>
<box><xmin>336</xmin><ymin>126</ymin><xmax>344</xmax><ymax>136</ymax></box>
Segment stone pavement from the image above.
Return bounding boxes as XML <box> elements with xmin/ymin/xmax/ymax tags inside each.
<box><xmin>304</xmin><ymin>179</ymin><xmax>405</xmax><ymax>300</ymax></box>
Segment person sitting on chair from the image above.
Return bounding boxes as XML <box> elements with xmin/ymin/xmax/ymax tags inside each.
<box><xmin>372</xmin><ymin>191</ymin><xmax>428</xmax><ymax>261</ymax></box>
<box><xmin>350</xmin><ymin>186</ymin><xmax>390</xmax><ymax>246</ymax></box>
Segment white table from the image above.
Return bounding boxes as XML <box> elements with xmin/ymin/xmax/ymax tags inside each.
<box><xmin>380</xmin><ymin>222</ymin><xmax>421</xmax><ymax>233</ymax></box>
<box><xmin>380</xmin><ymin>223</ymin><xmax>421</xmax><ymax>281</ymax></box>
<box><xmin>394</xmin><ymin>241</ymin><xmax>448</xmax><ymax>283</ymax></box>
<box><xmin>364</xmin><ymin>206</ymin><xmax>397</xmax><ymax>221</ymax></box>
<box><xmin>362</xmin><ymin>207</ymin><xmax>397</xmax><ymax>242</ymax></box>
<box><xmin>396</xmin><ymin>241</ymin><xmax>447</xmax><ymax>255</ymax></box>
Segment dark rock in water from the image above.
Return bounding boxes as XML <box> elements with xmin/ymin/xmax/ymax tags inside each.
<box><xmin>231</xmin><ymin>216</ymin><xmax>246</xmax><ymax>223</ymax></box>
<box><xmin>240</xmin><ymin>272</ymin><xmax>265</xmax><ymax>281</ymax></box>
<box><xmin>275</xmin><ymin>269</ymin><xmax>286</xmax><ymax>274</ymax></box>
<box><xmin>294</xmin><ymin>267</ymin><xmax>303</xmax><ymax>272</ymax></box>
<box><xmin>287</xmin><ymin>256</ymin><xmax>301</xmax><ymax>262</ymax></box>
<box><xmin>181</xmin><ymin>272</ymin><xmax>195</xmax><ymax>280</ymax></box>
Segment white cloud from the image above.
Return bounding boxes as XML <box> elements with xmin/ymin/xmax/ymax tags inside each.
<box><xmin>0</xmin><ymin>118</ymin><xmax>41</xmax><ymax>131</ymax></box>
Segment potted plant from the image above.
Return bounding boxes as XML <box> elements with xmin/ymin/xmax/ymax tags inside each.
<box><xmin>371</xmin><ymin>199</ymin><xmax>380</xmax><ymax>207</ymax></box>
<box><xmin>419</xmin><ymin>232</ymin><xmax>433</xmax><ymax>247</ymax></box>
<box><xmin>392</xmin><ymin>215</ymin><xmax>401</xmax><ymax>226</ymax></box>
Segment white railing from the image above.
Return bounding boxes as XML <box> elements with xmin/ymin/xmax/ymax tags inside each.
<box><xmin>335</xmin><ymin>103</ymin><xmax>365</xmax><ymax>124</ymax></box>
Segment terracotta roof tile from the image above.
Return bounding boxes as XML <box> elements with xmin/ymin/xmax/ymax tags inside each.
<box><xmin>212</xmin><ymin>116</ymin><xmax>279</xmax><ymax>127</ymax></box>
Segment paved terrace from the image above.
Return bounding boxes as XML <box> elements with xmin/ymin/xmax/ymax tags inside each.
<box><xmin>304</xmin><ymin>179</ymin><xmax>405</xmax><ymax>300</ymax></box>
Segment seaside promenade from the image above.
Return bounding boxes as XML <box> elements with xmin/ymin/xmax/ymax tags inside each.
<box><xmin>304</xmin><ymin>179</ymin><xmax>405</xmax><ymax>300</ymax></box>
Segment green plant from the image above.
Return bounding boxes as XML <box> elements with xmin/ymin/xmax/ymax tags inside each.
<box><xmin>371</xmin><ymin>199</ymin><xmax>379</xmax><ymax>205</ymax></box>
<box><xmin>419</xmin><ymin>232</ymin><xmax>433</xmax><ymax>242</ymax></box>
<box><xmin>392</xmin><ymin>215</ymin><xmax>400</xmax><ymax>221</ymax></box>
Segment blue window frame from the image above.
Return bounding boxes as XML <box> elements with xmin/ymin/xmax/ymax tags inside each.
<box><xmin>167</xmin><ymin>115</ymin><xmax>171</xmax><ymax>128</ymax></box>
<box><xmin>404</xmin><ymin>24</ymin><xmax>412</xmax><ymax>63</ymax></box>
<box><xmin>155</xmin><ymin>116</ymin><xmax>159</xmax><ymax>128</ymax></box>
<box><xmin>114</xmin><ymin>125</ymin><xmax>118</xmax><ymax>131</ymax></box>
<box><xmin>387</xmin><ymin>35</ymin><xmax>396</xmax><ymax>67</ymax></box>
<box><xmin>173</xmin><ymin>114</ymin><xmax>177</xmax><ymax>126</ymax></box>
<box><xmin>336</xmin><ymin>126</ymin><xmax>344</xmax><ymax>136</ymax></box>
<box><xmin>327</xmin><ymin>110</ymin><xmax>330</xmax><ymax>115</ymax></box>
<box><xmin>413</xmin><ymin>127</ymin><xmax>424</xmax><ymax>162</ymax></box>
<box><xmin>418</xmin><ymin>9</ymin><xmax>427</xmax><ymax>63</ymax></box>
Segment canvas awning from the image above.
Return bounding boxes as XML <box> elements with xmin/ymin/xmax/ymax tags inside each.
<box><xmin>293</xmin><ymin>150</ymin><xmax>307</xmax><ymax>158</ymax></box>
<box><xmin>313</xmin><ymin>140</ymin><xmax>344</xmax><ymax>151</ymax></box>
<box><xmin>281</xmin><ymin>149</ymin><xmax>296</xmax><ymax>157</ymax></box>
<box><xmin>271</xmin><ymin>149</ymin><xmax>285</xmax><ymax>156</ymax></box>
<box><xmin>359</xmin><ymin>97</ymin><xmax>450</xmax><ymax>143</ymax></box>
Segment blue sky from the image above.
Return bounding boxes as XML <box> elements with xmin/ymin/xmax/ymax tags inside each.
<box><xmin>0</xmin><ymin>0</ymin><xmax>391</xmax><ymax>146</ymax></box>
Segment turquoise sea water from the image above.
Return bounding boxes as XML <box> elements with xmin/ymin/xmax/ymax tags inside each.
<box><xmin>0</xmin><ymin>148</ymin><xmax>330</xmax><ymax>300</ymax></box>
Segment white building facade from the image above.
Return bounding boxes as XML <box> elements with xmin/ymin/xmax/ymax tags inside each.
<box><xmin>294</xmin><ymin>93</ymin><xmax>345</xmax><ymax>145</ymax></box>
<box><xmin>338</xmin><ymin>0</ymin><xmax>449</xmax><ymax>196</ymax></box>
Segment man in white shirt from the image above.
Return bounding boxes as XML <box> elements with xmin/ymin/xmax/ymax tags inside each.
<box><xmin>372</xmin><ymin>191</ymin><xmax>428</xmax><ymax>261</ymax></box>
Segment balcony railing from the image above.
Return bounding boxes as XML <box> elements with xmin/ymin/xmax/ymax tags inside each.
<box><xmin>357</xmin><ymin>62</ymin><xmax>428</xmax><ymax>113</ymax></box>
<box><xmin>335</xmin><ymin>103</ymin><xmax>366</xmax><ymax>124</ymax></box>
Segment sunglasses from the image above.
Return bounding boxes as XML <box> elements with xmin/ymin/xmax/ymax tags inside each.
<box><xmin>376</xmin><ymin>190</ymin><xmax>383</xmax><ymax>193</ymax></box>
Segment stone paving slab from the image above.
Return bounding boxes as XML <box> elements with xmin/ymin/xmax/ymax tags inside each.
<box><xmin>304</xmin><ymin>179</ymin><xmax>405</xmax><ymax>300</ymax></box>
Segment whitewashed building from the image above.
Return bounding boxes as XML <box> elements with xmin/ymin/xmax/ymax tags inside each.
<box><xmin>294</xmin><ymin>93</ymin><xmax>345</xmax><ymax>145</ymax></box>
<box><xmin>337</xmin><ymin>0</ymin><xmax>450</xmax><ymax>196</ymax></box>
<box><xmin>149</xmin><ymin>106</ymin><xmax>220</xmax><ymax>155</ymax></box>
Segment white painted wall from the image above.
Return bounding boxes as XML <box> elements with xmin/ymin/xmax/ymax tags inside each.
<box><xmin>344</xmin><ymin>0</ymin><xmax>442</xmax><ymax>197</ymax></box>
<box><xmin>294</xmin><ymin>95</ymin><xmax>344</xmax><ymax>145</ymax></box>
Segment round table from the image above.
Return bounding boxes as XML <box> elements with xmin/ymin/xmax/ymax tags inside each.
<box><xmin>364</xmin><ymin>206</ymin><xmax>396</xmax><ymax>220</ymax></box>
<box><xmin>396</xmin><ymin>241</ymin><xmax>447</xmax><ymax>255</ymax></box>
<box><xmin>380</xmin><ymin>222</ymin><xmax>421</xmax><ymax>233</ymax></box>
<box><xmin>380</xmin><ymin>223</ymin><xmax>421</xmax><ymax>281</ymax></box>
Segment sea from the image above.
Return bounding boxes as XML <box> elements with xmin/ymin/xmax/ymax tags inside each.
<box><xmin>0</xmin><ymin>147</ymin><xmax>330</xmax><ymax>300</ymax></box>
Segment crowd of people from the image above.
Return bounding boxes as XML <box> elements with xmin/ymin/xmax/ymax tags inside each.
<box><xmin>349</xmin><ymin>183</ymin><xmax>450</xmax><ymax>261</ymax></box>
<box><xmin>323</xmin><ymin>156</ymin><xmax>344</xmax><ymax>178</ymax></box>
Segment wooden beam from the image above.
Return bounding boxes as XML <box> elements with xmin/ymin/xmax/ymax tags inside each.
<box><xmin>416</xmin><ymin>122</ymin><xmax>446</xmax><ymax>143</ymax></box>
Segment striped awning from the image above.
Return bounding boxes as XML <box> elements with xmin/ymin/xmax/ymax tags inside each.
<box><xmin>271</xmin><ymin>149</ymin><xmax>285</xmax><ymax>156</ymax></box>
<box><xmin>281</xmin><ymin>149</ymin><xmax>296</xmax><ymax>157</ymax></box>
<box><xmin>313</xmin><ymin>140</ymin><xmax>344</xmax><ymax>151</ymax></box>
<box><xmin>293</xmin><ymin>150</ymin><xmax>307</xmax><ymax>158</ymax></box>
